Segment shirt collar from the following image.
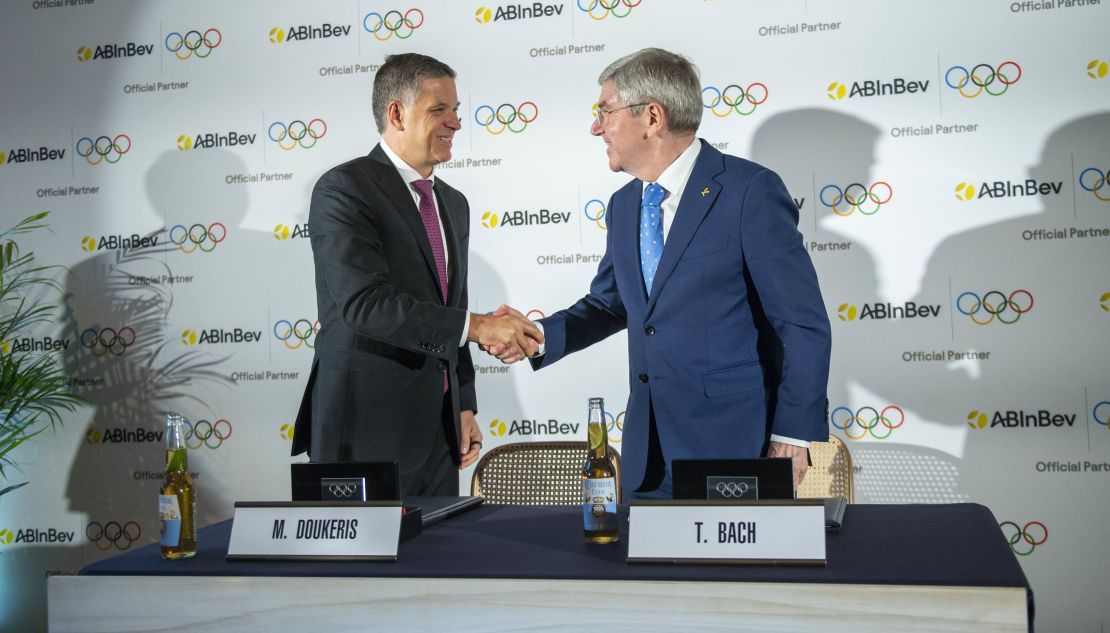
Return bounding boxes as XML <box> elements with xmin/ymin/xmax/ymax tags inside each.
<box><xmin>379</xmin><ymin>140</ymin><xmax>436</xmax><ymax>187</ymax></box>
<box><xmin>644</xmin><ymin>138</ymin><xmax>700</xmax><ymax>196</ymax></box>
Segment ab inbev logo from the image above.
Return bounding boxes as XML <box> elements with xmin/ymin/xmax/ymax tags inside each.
<box><xmin>831</xmin><ymin>405</ymin><xmax>905</xmax><ymax>440</ymax></box>
<box><xmin>826</xmin><ymin>76</ymin><xmax>929</xmax><ymax>101</ymax></box>
<box><xmin>944</xmin><ymin>61</ymin><xmax>1022</xmax><ymax>98</ymax></box>
<box><xmin>0</xmin><ymin>143</ymin><xmax>66</xmax><ymax>166</ymax></box>
<box><xmin>702</xmin><ymin>83</ymin><xmax>768</xmax><ymax>118</ymax></box>
<box><xmin>482</xmin><ymin>207</ymin><xmax>570</xmax><ymax>229</ymax></box>
<box><xmin>176</xmin><ymin>130</ymin><xmax>256</xmax><ymax>151</ymax></box>
<box><xmin>1000</xmin><ymin>520</ymin><xmax>1047</xmax><ymax>556</ymax></box>
<box><xmin>182</xmin><ymin>327</ymin><xmax>262</xmax><ymax>345</ymax></box>
<box><xmin>1100</xmin><ymin>291</ymin><xmax>1110</xmax><ymax>312</ymax></box>
<box><xmin>85</xmin><ymin>424</ymin><xmax>161</xmax><ymax>444</ymax></box>
<box><xmin>966</xmin><ymin>407</ymin><xmax>1076</xmax><ymax>430</ymax></box>
<box><xmin>165</xmin><ymin>28</ymin><xmax>222</xmax><ymax>60</ymax></box>
<box><xmin>474</xmin><ymin>101</ymin><xmax>539</xmax><ymax>134</ymax></box>
<box><xmin>76</xmin><ymin>41</ymin><xmax>154</xmax><ymax>62</ymax></box>
<box><xmin>269</xmin><ymin>23</ymin><xmax>351</xmax><ymax>43</ymax></box>
<box><xmin>475</xmin><ymin>3</ymin><xmax>565</xmax><ymax>24</ymax></box>
<box><xmin>488</xmin><ymin>417</ymin><xmax>580</xmax><ymax>437</ymax></box>
<box><xmin>268</xmin><ymin>119</ymin><xmax>327</xmax><ymax>150</ymax></box>
<box><xmin>835</xmin><ymin>300</ymin><xmax>941</xmax><ymax>322</ymax></box>
<box><xmin>1087</xmin><ymin>59</ymin><xmax>1108</xmax><ymax>79</ymax></box>
<box><xmin>280</xmin><ymin>423</ymin><xmax>295</xmax><ymax>440</ymax></box>
<box><xmin>819</xmin><ymin>182</ymin><xmax>892</xmax><ymax>216</ymax></box>
<box><xmin>953</xmin><ymin>178</ymin><xmax>1062</xmax><ymax>201</ymax></box>
<box><xmin>0</xmin><ymin>525</ymin><xmax>76</xmax><ymax>546</ymax></box>
<box><xmin>955</xmin><ymin>290</ymin><xmax>1033</xmax><ymax>326</ymax></box>
<box><xmin>274</xmin><ymin>223</ymin><xmax>310</xmax><ymax>240</ymax></box>
<box><xmin>364</xmin><ymin>9</ymin><xmax>424</xmax><ymax>40</ymax></box>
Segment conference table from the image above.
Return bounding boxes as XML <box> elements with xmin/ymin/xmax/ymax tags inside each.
<box><xmin>49</xmin><ymin>503</ymin><xmax>1032</xmax><ymax>632</ymax></box>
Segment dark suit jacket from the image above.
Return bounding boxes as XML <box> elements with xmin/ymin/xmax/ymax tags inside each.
<box><xmin>531</xmin><ymin>141</ymin><xmax>831</xmax><ymax>493</ymax></box>
<box><xmin>291</xmin><ymin>144</ymin><xmax>476</xmax><ymax>476</ymax></box>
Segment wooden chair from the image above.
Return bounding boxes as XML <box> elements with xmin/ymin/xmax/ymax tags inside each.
<box><xmin>797</xmin><ymin>435</ymin><xmax>855</xmax><ymax>503</ymax></box>
<box><xmin>471</xmin><ymin>441</ymin><xmax>622</xmax><ymax>504</ymax></box>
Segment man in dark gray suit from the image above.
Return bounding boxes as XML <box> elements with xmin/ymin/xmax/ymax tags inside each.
<box><xmin>292</xmin><ymin>53</ymin><xmax>542</xmax><ymax>496</ymax></box>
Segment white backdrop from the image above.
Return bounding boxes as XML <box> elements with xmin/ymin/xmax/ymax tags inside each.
<box><xmin>0</xmin><ymin>1</ymin><xmax>1108</xmax><ymax>631</ymax></box>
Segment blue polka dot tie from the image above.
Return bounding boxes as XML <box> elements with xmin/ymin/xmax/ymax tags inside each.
<box><xmin>640</xmin><ymin>182</ymin><xmax>667</xmax><ymax>293</ymax></box>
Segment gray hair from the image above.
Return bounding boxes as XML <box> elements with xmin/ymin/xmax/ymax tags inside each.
<box><xmin>372</xmin><ymin>53</ymin><xmax>456</xmax><ymax>133</ymax></box>
<box><xmin>598</xmin><ymin>48</ymin><xmax>702</xmax><ymax>134</ymax></box>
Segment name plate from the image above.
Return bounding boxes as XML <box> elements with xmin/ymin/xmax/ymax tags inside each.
<box><xmin>227</xmin><ymin>501</ymin><xmax>402</xmax><ymax>561</ymax></box>
<box><xmin>627</xmin><ymin>499</ymin><xmax>826</xmax><ymax>564</ymax></box>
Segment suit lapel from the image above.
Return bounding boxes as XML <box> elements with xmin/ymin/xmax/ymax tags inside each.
<box><xmin>368</xmin><ymin>145</ymin><xmax>443</xmax><ymax>301</ymax></box>
<box><xmin>646</xmin><ymin>142</ymin><xmax>724</xmax><ymax>312</ymax></box>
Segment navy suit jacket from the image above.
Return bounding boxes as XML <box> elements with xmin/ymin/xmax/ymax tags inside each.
<box><xmin>531</xmin><ymin>140</ymin><xmax>831</xmax><ymax>493</ymax></box>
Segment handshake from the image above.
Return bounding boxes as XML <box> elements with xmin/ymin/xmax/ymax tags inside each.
<box><xmin>467</xmin><ymin>305</ymin><xmax>543</xmax><ymax>364</ymax></box>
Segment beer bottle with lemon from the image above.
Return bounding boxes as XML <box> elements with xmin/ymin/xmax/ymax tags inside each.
<box><xmin>160</xmin><ymin>413</ymin><xmax>197</xmax><ymax>559</ymax></box>
<box><xmin>582</xmin><ymin>397</ymin><xmax>618</xmax><ymax>543</ymax></box>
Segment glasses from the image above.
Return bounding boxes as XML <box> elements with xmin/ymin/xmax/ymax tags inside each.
<box><xmin>594</xmin><ymin>103</ymin><xmax>649</xmax><ymax>127</ymax></box>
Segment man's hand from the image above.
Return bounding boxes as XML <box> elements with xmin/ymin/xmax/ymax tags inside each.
<box><xmin>469</xmin><ymin>305</ymin><xmax>542</xmax><ymax>362</ymax></box>
<box><xmin>459</xmin><ymin>410</ymin><xmax>482</xmax><ymax>469</ymax></box>
<box><xmin>767</xmin><ymin>441</ymin><xmax>809</xmax><ymax>490</ymax></box>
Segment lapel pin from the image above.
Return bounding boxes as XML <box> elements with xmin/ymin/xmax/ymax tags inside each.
<box><xmin>701</xmin><ymin>187</ymin><xmax>710</xmax><ymax>197</ymax></box>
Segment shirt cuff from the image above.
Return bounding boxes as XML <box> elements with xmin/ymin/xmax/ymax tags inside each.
<box><xmin>459</xmin><ymin>312</ymin><xmax>471</xmax><ymax>347</ymax></box>
<box><xmin>769</xmin><ymin>434</ymin><xmax>810</xmax><ymax>449</ymax></box>
<box><xmin>534</xmin><ymin>320</ymin><xmax>545</xmax><ymax>356</ymax></box>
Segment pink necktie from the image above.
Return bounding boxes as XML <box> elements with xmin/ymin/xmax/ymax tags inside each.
<box><xmin>410</xmin><ymin>179</ymin><xmax>448</xmax><ymax>303</ymax></box>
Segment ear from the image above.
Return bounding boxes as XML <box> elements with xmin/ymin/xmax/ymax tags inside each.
<box><xmin>645</xmin><ymin>102</ymin><xmax>666</xmax><ymax>136</ymax></box>
<box><xmin>386</xmin><ymin>100</ymin><xmax>405</xmax><ymax>132</ymax></box>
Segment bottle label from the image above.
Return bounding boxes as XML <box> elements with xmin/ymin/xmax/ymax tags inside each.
<box><xmin>159</xmin><ymin>494</ymin><xmax>182</xmax><ymax>547</ymax></box>
<box><xmin>582</xmin><ymin>477</ymin><xmax>618</xmax><ymax>532</ymax></box>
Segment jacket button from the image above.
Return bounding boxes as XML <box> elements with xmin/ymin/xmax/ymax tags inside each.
<box><xmin>644</xmin><ymin>326</ymin><xmax>655</xmax><ymax>336</ymax></box>
<box><xmin>638</xmin><ymin>373</ymin><xmax>648</xmax><ymax>383</ymax></box>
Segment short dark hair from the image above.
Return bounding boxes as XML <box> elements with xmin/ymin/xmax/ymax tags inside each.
<box><xmin>372</xmin><ymin>53</ymin><xmax>457</xmax><ymax>133</ymax></box>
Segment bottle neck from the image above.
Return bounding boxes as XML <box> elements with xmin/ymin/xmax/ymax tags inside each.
<box><xmin>587</xmin><ymin>399</ymin><xmax>608</xmax><ymax>458</ymax></box>
<box><xmin>165</xmin><ymin>416</ymin><xmax>188</xmax><ymax>472</ymax></box>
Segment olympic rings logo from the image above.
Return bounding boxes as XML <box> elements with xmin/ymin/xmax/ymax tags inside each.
<box><xmin>165</xmin><ymin>28</ymin><xmax>221</xmax><ymax>60</ymax></box>
<box><xmin>274</xmin><ymin>319</ymin><xmax>319</xmax><ymax>349</ymax></box>
<box><xmin>169</xmin><ymin>222</ymin><xmax>227</xmax><ymax>253</ymax></box>
<box><xmin>76</xmin><ymin>134</ymin><xmax>131</xmax><ymax>165</ymax></box>
<box><xmin>474</xmin><ymin>102</ymin><xmax>539</xmax><ymax>135</ymax></box>
<box><xmin>184</xmin><ymin>418</ymin><xmax>232</xmax><ymax>449</ymax></box>
<box><xmin>831</xmin><ymin>405</ymin><xmax>905</xmax><ymax>440</ymax></box>
<box><xmin>363</xmin><ymin>9</ymin><xmax>423</xmax><ymax>40</ymax></box>
<box><xmin>577</xmin><ymin>0</ymin><xmax>641</xmax><ymax>20</ymax></box>
<box><xmin>584</xmin><ymin>199</ymin><xmax>607</xmax><ymax>230</ymax></box>
<box><xmin>80</xmin><ymin>326</ymin><xmax>136</xmax><ymax>356</ymax></box>
<box><xmin>328</xmin><ymin>483</ymin><xmax>358</xmax><ymax>498</ymax></box>
<box><xmin>819</xmin><ymin>182</ymin><xmax>893</xmax><ymax>216</ymax></box>
<box><xmin>956</xmin><ymin>290</ymin><xmax>1033</xmax><ymax>326</ymax></box>
<box><xmin>944</xmin><ymin>62</ymin><xmax>1022</xmax><ymax>98</ymax></box>
<box><xmin>525</xmin><ymin>309</ymin><xmax>545</xmax><ymax>320</ymax></box>
<box><xmin>715</xmin><ymin>482</ymin><xmax>749</xmax><ymax>498</ymax></box>
<box><xmin>999</xmin><ymin>520</ymin><xmax>1046</xmax><ymax>556</ymax></box>
<box><xmin>86</xmin><ymin>520</ymin><xmax>141</xmax><ymax>551</ymax></box>
<box><xmin>702</xmin><ymin>84</ymin><xmax>769</xmax><ymax>117</ymax></box>
<box><xmin>1093</xmin><ymin>401</ymin><xmax>1110</xmax><ymax>428</ymax></box>
<box><xmin>604</xmin><ymin>410</ymin><xmax>625</xmax><ymax>443</ymax></box>
<box><xmin>268</xmin><ymin>119</ymin><xmax>327</xmax><ymax>150</ymax></box>
<box><xmin>1078</xmin><ymin>167</ymin><xmax>1110</xmax><ymax>202</ymax></box>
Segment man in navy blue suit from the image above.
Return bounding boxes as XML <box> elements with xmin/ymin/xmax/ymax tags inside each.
<box><xmin>494</xmin><ymin>48</ymin><xmax>831</xmax><ymax>499</ymax></box>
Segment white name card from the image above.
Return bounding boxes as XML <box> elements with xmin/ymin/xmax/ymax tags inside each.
<box><xmin>227</xmin><ymin>501</ymin><xmax>402</xmax><ymax>561</ymax></box>
<box><xmin>627</xmin><ymin>500</ymin><xmax>826</xmax><ymax>564</ymax></box>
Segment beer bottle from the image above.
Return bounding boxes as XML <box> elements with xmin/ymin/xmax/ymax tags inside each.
<box><xmin>160</xmin><ymin>413</ymin><xmax>197</xmax><ymax>559</ymax></box>
<box><xmin>582</xmin><ymin>397</ymin><xmax>618</xmax><ymax>543</ymax></box>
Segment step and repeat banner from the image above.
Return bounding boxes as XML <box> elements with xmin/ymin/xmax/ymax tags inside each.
<box><xmin>0</xmin><ymin>0</ymin><xmax>1107</xmax><ymax>630</ymax></box>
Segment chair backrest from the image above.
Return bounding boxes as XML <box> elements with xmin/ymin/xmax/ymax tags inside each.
<box><xmin>797</xmin><ymin>435</ymin><xmax>854</xmax><ymax>503</ymax></box>
<box><xmin>471</xmin><ymin>441</ymin><xmax>622</xmax><ymax>505</ymax></box>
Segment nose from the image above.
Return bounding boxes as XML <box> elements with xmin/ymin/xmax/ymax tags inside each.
<box><xmin>447</xmin><ymin>115</ymin><xmax>462</xmax><ymax>131</ymax></box>
<box><xmin>590</xmin><ymin>118</ymin><xmax>602</xmax><ymax>136</ymax></box>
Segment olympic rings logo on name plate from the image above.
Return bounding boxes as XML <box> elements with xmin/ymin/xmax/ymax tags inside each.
<box><xmin>1078</xmin><ymin>167</ymin><xmax>1110</xmax><ymax>202</ymax></box>
<box><xmin>819</xmin><ymin>182</ymin><xmax>893</xmax><ymax>216</ymax></box>
<box><xmin>80</xmin><ymin>326</ymin><xmax>136</xmax><ymax>356</ymax></box>
<box><xmin>164</xmin><ymin>28</ymin><xmax>222</xmax><ymax>60</ymax></box>
<box><xmin>168</xmin><ymin>222</ymin><xmax>227</xmax><ymax>253</ymax></box>
<box><xmin>577</xmin><ymin>0</ymin><xmax>641</xmax><ymax>20</ymax></box>
<box><xmin>944</xmin><ymin>61</ymin><xmax>1022</xmax><ymax>98</ymax></box>
<box><xmin>956</xmin><ymin>290</ymin><xmax>1033</xmax><ymax>325</ymax></box>
<box><xmin>999</xmin><ymin>520</ymin><xmax>1047</xmax><ymax>556</ymax></box>
<box><xmin>715</xmin><ymin>481</ymin><xmax>749</xmax><ymax>498</ymax></box>
<box><xmin>86</xmin><ymin>520</ymin><xmax>141</xmax><ymax>551</ymax></box>
<box><xmin>274</xmin><ymin>319</ymin><xmax>320</xmax><ymax>349</ymax></box>
<box><xmin>76</xmin><ymin>134</ymin><xmax>131</xmax><ymax>165</ymax></box>
<box><xmin>830</xmin><ymin>405</ymin><xmax>905</xmax><ymax>440</ymax></box>
<box><xmin>474</xmin><ymin>102</ymin><xmax>539</xmax><ymax>135</ymax></box>
<box><xmin>604</xmin><ymin>410</ymin><xmax>625</xmax><ymax>443</ymax></box>
<box><xmin>702</xmin><ymin>84</ymin><xmax>769</xmax><ymax>117</ymax></box>
<box><xmin>583</xmin><ymin>199</ymin><xmax>607</xmax><ymax>230</ymax></box>
<box><xmin>328</xmin><ymin>483</ymin><xmax>358</xmax><ymax>498</ymax></box>
<box><xmin>268</xmin><ymin>119</ymin><xmax>327</xmax><ymax>150</ymax></box>
<box><xmin>184</xmin><ymin>418</ymin><xmax>232</xmax><ymax>449</ymax></box>
<box><xmin>363</xmin><ymin>9</ymin><xmax>424</xmax><ymax>40</ymax></box>
<box><xmin>1093</xmin><ymin>401</ymin><xmax>1110</xmax><ymax>428</ymax></box>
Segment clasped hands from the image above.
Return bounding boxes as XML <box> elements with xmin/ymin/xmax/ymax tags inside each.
<box><xmin>467</xmin><ymin>305</ymin><xmax>541</xmax><ymax>364</ymax></box>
